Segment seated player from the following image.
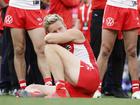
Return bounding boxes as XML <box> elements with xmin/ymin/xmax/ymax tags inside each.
<box><xmin>17</xmin><ymin>14</ymin><xmax>100</xmax><ymax>98</ymax></box>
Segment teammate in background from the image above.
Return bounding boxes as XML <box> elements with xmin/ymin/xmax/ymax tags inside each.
<box><xmin>74</xmin><ymin>0</ymin><xmax>92</xmax><ymax>42</ymax></box>
<box><xmin>90</xmin><ymin>0</ymin><xmax>129</xmax><ymax>98</ymax></box>
<box><xmin>17</xmin><ymin>14</ymin><xmax>100</xmax><ymax>98</ymax></box>
<box><xmin>137</xmin><ymin>0</ymin><xmax>140</xmax><ymax>80</ymax></box>
<box><xmin>93</xmin><ymin>0</ymin><xmax>140</xmax><ymax>99</ymax></box>
<box><xmin>49</xmin><ymin>0</ymin><xmax>80</xmax><ymax>29</ymax></box>
<box><xmin>4</xmin><ymin>0</ymin><xmax>51</xmax><ymax>90</ymax></box>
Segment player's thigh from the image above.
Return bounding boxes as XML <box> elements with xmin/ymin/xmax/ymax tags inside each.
<box><xmin>101</xmin><ymin>29</ymin><xmax>117</xmax><ymax>53</ymax></box>
<box><xmin>46</xmin><ymin>44</ymin><xmax>81</xmax><ymax>85</ymax></box>
<box><xmin>28</xmin><ymin>28</ymin><xmax>46</xmax><ymax>53</ymax></box>
<box><xmin>10</xmin><ymin>28</ymin><xmax>26</xmax><ymax>50</ymax></box>
<box><xmin>123</xmin><ymin>29</ymin><xmax>138</xmax><ymax>53</ymax></box>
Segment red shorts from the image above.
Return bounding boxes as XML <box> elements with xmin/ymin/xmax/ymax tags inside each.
<box><xmin>4</xmin><ymin>6</ymin><xmax>45</xmax><ymax>29</ymax></box>
<box><xmin>66</xmin><ymin>61</ymin><xmax>100</xmax><ymax>97</ymax></box>
<box><xmin>102</xmin><ymin>5</ymin><xmax>140</xmax><ymax>30</ymax></box>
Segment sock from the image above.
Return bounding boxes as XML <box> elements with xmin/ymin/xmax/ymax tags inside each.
<box><xmin>97</xmin><ymin>81</ymin><xmax>102</xmax><ymax>92</ymax></box>
<box><xmin>44</xmin><ymin>77</ymin><xmax>52</xmax><ymax>86</ymax></box>
<box><xmin>55</xmin><ymin>80</ymin><xmax>67</xmax><ymax>97</ymax></box>
<box><xmin>19</xmin><ymin>80</ymin><xmax>26</xmax><ymax>89</ymax></box>
<box><xmin>131</xmin><ymin>80</ymin><xmax>140</xmax><ymax>93</ymax></box>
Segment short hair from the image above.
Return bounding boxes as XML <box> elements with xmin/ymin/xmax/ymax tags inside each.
<box><xmin>43</xmin><ymin>14</ymin><xmax>64</xmax><ymax>32</ymax></box>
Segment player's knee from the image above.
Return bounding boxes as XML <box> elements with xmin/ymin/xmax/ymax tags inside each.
<box><xmin>35</xmin><ymin>44</ymin><xmax>45</xmax><ymax>56</ymax></box>
<box><xmin>100</xmin><ymin>44</ymin><xmax>111</xmax><ymax>58</ymax></box>
<box><xmin>14</xmin><ymin>45</ymin><xmax>25</xmax><ymax>56</ymax></box>
<box><xmin>126</xmin><ymin>46</ymin><xmax>137</xmax><ymax>58</ymax></box>
<box><xmin>44</xmin><ymin>44</ymin><xmax>50</xmax><ymax>50</ymax></box>
<box><xmin>44</xmin><ymin>44</ymin><xmax>56</xmax><ymax>51</ymax></box>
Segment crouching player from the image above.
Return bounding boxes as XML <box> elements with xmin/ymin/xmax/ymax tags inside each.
<box><xmin>18</xmin><ymin>14</ymin><xmax>100</xmax><ymax>98</ymax></box>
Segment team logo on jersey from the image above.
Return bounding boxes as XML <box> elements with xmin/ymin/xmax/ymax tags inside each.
<box><xmin>65</xmin><ymin>45</ymin><xmax>72</xmax><ymax>51</ymax></box>
<box><xmin>5</xmin><ymin>15</ymin><xmax>13</xmax><ymax>24</ymax></box>
<box><xmin>37</xmin><ymin>17</ymin><xmax>43</xmax><ymax>26</ymax></box>
<box><xmin>37</xmin><ymin>17</ymin><xmax>42</xmax><ymax>22</ymax></box>
<box><xmin>80</xmin><ymin>65</ymin><xmax>94</xmax><ymax>71</ymax></box>
<box><xmin>136</xmin><ymin>17</ymin><xmax>140</xmax><ymax>25</ymax></box>
<box><xmin>106</xmin><ymin>17</ymin><xmax>114</xmax><ymax>26</ymax></box>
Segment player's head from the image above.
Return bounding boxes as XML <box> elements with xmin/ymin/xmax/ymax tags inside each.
<box><xmin>43</xmin><ymin>14</ymin><xmax>67</xmax><ymax>33</ymax></box>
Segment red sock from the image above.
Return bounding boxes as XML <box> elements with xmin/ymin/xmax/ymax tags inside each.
<box><xmin>97</xmin><ymin>81</ymin><xmax>102</xmax><ymax>92</ymax></box>
<box><xmin>44</xmin><ymin>77</ymin><xmax>52</xmax><ymax>86</ymax></box>
<box><xmin>56</xmin><ymin>80</ymin><xmax>67</xmax><ymax>97</ymax></box>
<box><xmin>131</xmin><ymin>80</ymin><xmax>140</xmax><ymax>93</ymax></box>
<box><xmin>19</xmin><ymin>80</ymin><xmax>26</xmax><ymax>89</ymax></box>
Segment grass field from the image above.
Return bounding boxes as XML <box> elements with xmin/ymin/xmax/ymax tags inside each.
<box><xmin>0</xmin><ymin>96</ymin><xmax>140</xmax><ymax>105</ymax></box>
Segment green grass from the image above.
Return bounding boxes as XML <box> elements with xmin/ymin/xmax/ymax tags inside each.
<box><xmin>0</xmin><ymin>96</ymin><xmax>140</xmax><ymax>105</ymax></box>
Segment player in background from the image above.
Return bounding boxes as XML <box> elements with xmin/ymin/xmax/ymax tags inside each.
<box><xmin>137</xmin><ymin>0</ymin><xmax>140</xmax><ymax>80</ymax></box>
<box><xmin>49</xmin><ymin>0</ymin><xmax>80</xmax><ymax>29</ymax></box>
<box><xmin>93</xmin><ymin>0</ymin><xmax>140</xmax><ymax>99</ymax></box>
<box><xmin>4</xmin><ymin>0</ymin><xmax>51</xmax><ymax>90</ymax></box>
<box><xmin>90</xmin><ymin>0</ymin><xmax>129</xmax><ymax>98</ymax></box>
<box><xmin>74</xmin><ymin>0</ymin><xmax>92</xmax><ymax>42</ymax></box>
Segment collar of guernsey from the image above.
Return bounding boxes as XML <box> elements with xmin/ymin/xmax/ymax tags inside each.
<box><xmin>107</xmin><ymin>0</ymin><xmax>137</xmax><ymax>9</ymax></box>
<box><xmin>9</xmin><ymin>0</ymin><xmax>41</xmax><ymax>10</ymax></box>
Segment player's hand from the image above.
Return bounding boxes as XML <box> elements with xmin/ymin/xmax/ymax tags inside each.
<box><xmin>44</xmin><ymin>33</ymin><xmax>51</xmax><ymax>44</ymax></box>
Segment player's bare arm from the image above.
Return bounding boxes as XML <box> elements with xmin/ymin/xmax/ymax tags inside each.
<box><xmin>44</xmin><ymin>29</ymin><xmax>85</xmax><ymax>44</ymax></box>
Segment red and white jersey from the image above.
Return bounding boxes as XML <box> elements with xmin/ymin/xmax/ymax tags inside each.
<box><xmin>63</xmin><ymin>40</ymin><xmax>97</xmax><ymax>68</ymax></box>
<box><xmin>107</xmin><ymin>0</ymin><xmax>137</xmax><ymax>9</ymax></box>
<box><xmin>78</xmin><ymin>3</ymin><xmax>92</xmax><ymax>41</ymax></box>
<box><xmin>49</xmin><ymin>0</ymin><xmax>80</xmax><ymax>29</ymax></box>
<box><xmin>9</xmin><ymin>0</ymin><xmax>40</xmax><ymax>10</ymax></box>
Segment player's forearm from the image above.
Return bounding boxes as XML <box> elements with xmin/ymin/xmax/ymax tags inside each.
<box><xmin>44</xmin><ymin>29</ymin><xmax>84</xmax><ymax>44</ymax></box>
<box><xmin>44</xmin><ymin>33</ymin><xmax>73</xmax><ymax>44</ymax></box>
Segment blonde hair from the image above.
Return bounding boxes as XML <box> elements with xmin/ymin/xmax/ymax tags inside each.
<box><xmin>43</xmin><ymin>14</ymin><xmax>64</xmax><ymax>32</ymax></box>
